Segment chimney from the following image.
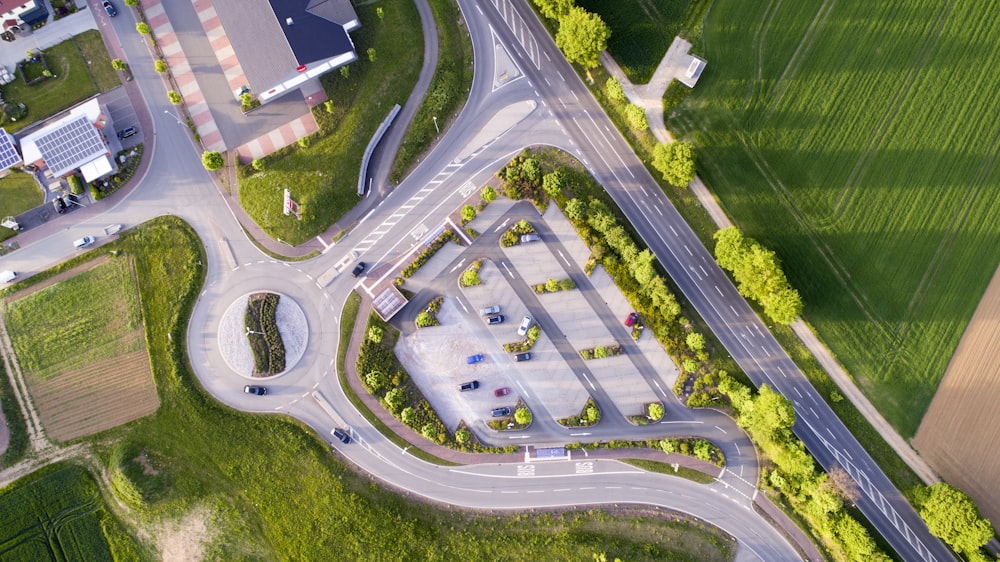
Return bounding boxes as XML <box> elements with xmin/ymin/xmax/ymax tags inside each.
<box><xmin>286</xmin><ymin>17</ymin><xmax>293</xmax><ymax>25</ymax></box>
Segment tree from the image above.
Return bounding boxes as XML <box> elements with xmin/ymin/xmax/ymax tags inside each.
<box><xmin>652</xmin><ymin>141</ymin><xmax>696</xmax><ymax>187</ymax></box>
<box><xmin>124</xmin><ymin>0</ymin><xmax>138</xmax><ymax>6</ymax></box>
<box><xmin>367</xmin><ymin>325</ymin><xmax>383</xmax><ymax>343</ymax></box>
<box><xmin>585</xmin><ymin>404</ymin><xmax>600</xmax><ymax>424</ymax></box>
<box><xmin>365</xmin><ymin>370</ymin><xmax>388</xmax><ymax>393</ymax></box>
<box><xmin>461</xmin><ymin>205</ymin><xmax>477</xmax><ymax>223</ymax></box>
<box><xmin>384</xmin><ymin>388</ymin><xmax>407</xmax><ymax>414</ymax></box>
<box><xmin>545</xmin><ymin>278</ymin><xmax>559</xmax><ymax>292</ymax></box>
<box><xmin>455</xmin><ymin>428</ymin><xmax>471</xmax><ymax>443</ymax></box>
<box><xmin>481</xmin><ymin>185</ymin><xmax>496</xmax><ymax>203</ymax></box>
<box><xmin>686</xmin><ymin>332</ymin><xmax>706</xmax><ymax>353</ymax></box>
<box><xmin>367</xmin><ymin>48</ymin><xmax>377</xmax><ymax>62</ymax></box>
<box><xmin>400</xmin><ymin>407</ymin><xmax>416</xmax><ymax>426</ymax></box>
<box><xmin>154</xmin><ymin>59</ymin><xmax>167</xmax><ymax>73</ymax></box>
<box><xmin>564</xmin><ymin>198</ymin><xmax>585</xmax><ymax>221</ymax></box>
<box><xmin>461</xmin><ymin>268</ymin><xmax>480</xmax><ymax>287</ymax></box>
<box><xmin>555</xmin><ymin>7</ymin><xmax>610</xmax><ymax>69</ymax></box>
<box><xmin>631</xmin><ymin>249</ymin><xmax>656</xmax><ymax>286</ymax></box>
<box><xmin>201</xmin><ymin>151</ymin><xmax>224</xmax><ymax>171</ymax></box>
<box><xmin>648</xmin><ymin>402</ymin><xmax>664</xmax><ymax>421</ymax></box>
<box><xmin>713</xmin><ymin>226</ymin><xmax>803</xmax><ymax>324</ymax></box>
<box><xmin>136</xmin><ymin>22</ymin><xmax>151</xmax><ymax>35</ymax></box>
<box><xmin>514</xmin><ymin>407</ymin><xmax>532</xmax><ymax>425</ymax></box>
<box><xmin>533</xmin><ymin>0</ymin><xmax>574</xmax><ymax>20</ymax></box>
<box><xmin>521</xmin><ymin>158</ymin><xmax>541</xmax><ymax>182</ymax></box>
<box><xmin>168</xmin><ymin>90</ymin><xmax>182</xmax><ymax>105</ymax></box>
<box><xmin>421</xmin><ymin>423</ymin><xmax>438</xmax><ymax>441</ymax></box>
<box><xmin>918</xmin><ymin>483</ymin><xmax>994</xmax><ymax>556</ymax></box>
<box><xmin>624</xmin><ymin>103</ymin><xmax>648</xmax><ymax>131</ymax></box>
<box><xmin>605</xmin><ymin>77</ymin><xmax>626</xmax><ymax>103</ymax></box>
<box><xmin>559</xmin><ymin>278</ymin><xmax>576</xmax><ymax>291</ymax></box>
<box><xmin>111</xmin><ymin>58</ymin><xmax>126</xmax><ymax>71</ymax></box>
<box><xmin>542</xmin><ymin>171</ymin><xmax>564</xmax><ymax>199</ymax></box>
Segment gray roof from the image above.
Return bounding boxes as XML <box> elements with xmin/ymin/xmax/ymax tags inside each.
<box><xmin>0</xmin><ymin>129</ymin><xmax>20</xmax><ymax>171</ymax></box>
<box><xmin>213</xmin><ymin>0</ymin><xmax>358</xmax><ymax>95</ymax></box>
<box><xmin>31</xmin><ymin>116</ymin><xmax>106</xmax><ymax>177</ymax></box>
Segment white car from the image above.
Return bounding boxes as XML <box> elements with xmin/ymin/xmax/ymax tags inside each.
<box><xmin>517</xmin><ymin>315</ymin><xmax>532</xmax><ymax>337</ymax></box>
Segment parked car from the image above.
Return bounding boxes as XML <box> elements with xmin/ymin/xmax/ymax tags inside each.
<box><xmin>486</xmin><ymin>314</ymin><xmax>505</xmax><ymax>325</ymax></box>
<box><xmin>0</xmin><ymin>270</ymin><xmax>16</xmax><ymax>284</ymax></box>
<box><xmin>351</xmin><ymin>262</ymin><xmax>366</xmax><ymax>277</ymax></box>
<box><xmin>520</xmin><ymin>233</ymin><xmax>541</xmax><ymax>243</ymax></box>
<box><xmin>492</xmin><ymin>407</ymin><xmax>511</xmax><ymax>418</ymax></box>
<box><xmin>494</xmin><ymin>387</ymin><xmax>510</xmax><ymax>397</ymax></box>
<box><xmin>625</xmin><ymin>312</ymin><xmax>639</xmax><ymax>327</ymax></box>
<box><xmin>73</xmin><ymin>236</ymin><xmax>96</xmax><ymax>249</ymax></box>
<box><xmin>244</xmin><ymin>385</ymin><xmax>267</xmax><ymax>396</ymax></box>
<box><xmin>117</xmin><ymin>126</ymin><xmax>137</xmax><ymax>140</ymax></box>
<box><xmin>103</xmin><ymin>0</ymin><xmax>117</xmax><ymax>16</ymax></box>
<box><xmin>459</xmin><ymin>380</ymin><xmax>480</xmax><ymax>392</ymax></box>
<box><xmin>52</xmin><ymin>196</ymin><xmax>67</xmax><ymax>214</ymax></box>
<box><xmin>333</xmin><ymin>428</ymin><xmax>351</xmax><ymax>444</ymax></box>
<box><xmin>479</xmin><ymin>305</ymin><xmax>501</xmax><ymax>316</ymax></box>
<box><xmin>514</xmin><ymin>352</ymin><xmax>532</xmax><ymax>362</ymax></box>
<box><xmin>517</xmin><ymin>315</ymin><xmax>532</xmax><ymax>336</ymax></box>
<box><xmin>466</xmin><ymin>353</ymin><xmax>484</xmax><ymax>364</ymax></box>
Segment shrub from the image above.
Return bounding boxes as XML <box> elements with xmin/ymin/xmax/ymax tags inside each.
<box><xmin>593</xmin><ymin>345</ymin><xmax>608</xmax><ymax>359</ymax></box>
<box><xmin>67</xmin><ymin>174</ymin><xmax>84</xmax><ymax>195</ymax></box>
<box><xmin>251</xmin><ymin>158</ymin><xmax>265</xmax><ymax>172</ymax></box>
<box><xmin>415</xmin><ymin>311</ymin><xmax>438</xmax><ymax>328</ymax></box>
<box><xmin>648</xmin><ymin>402</ymin><xmax>664</xmax><ymax>421</ymax></box>
<box><xmin>686</xmin><ymin>332</ymin><xmax>706</xmax><ymax>353</ymax></box>
<box><xmin>367</xmin><ymin>326</ymin><xmax>383</xmax><ymax>343</ymax></box>
<box><xmin>168</xmin><ymin>90</ymin><xmax>182</xmax><ymax>105</ymax></box>
<box><xmin>421</xmin><ymin>423</ymin><xmax>437</xmax><ymax>441</ymax></box>
<box><xmin>202</xmin><ymin>151</ymin><xmax>224</xmax><ymax>170</ymax></box>
<box><xmin>500</xmin><ymin>230</ymin><xmax>519</xmax><ymax>247</ymax></box>
<box><xmin>682</xmin><ymin>359</ymin><xmax>699</xmax><ymax>373</ymax></box>
<box><xmin>605</xmin><ymin>77</ymin><xmax>626</xmax><ymax>103</ymax></box>
<box><xmin>111</xmin><ymin>58</ymin><xmax>126</xmax><ymax>71</ymax></box>
<box><xmin>400</xmin><ymin>407</ymin><xmax>416</xmax><ymax>426</ymax></box>
<box><xmin>461</xmin><ymin>205</ymin><xmax>476</xmax><ymax>223</ymax></box>
<box><xmin>455</xmin><ymin>428</ymin><xmax>471</xmax><ymax>443</ymax></box>
<box><xmin>298</xmin><ymin>136</ymin><xmax>311</xmax><ymax>149</ymax></box>
<box><xmin>481</xmin><ymin>185</ymin><xmax>496</xmax><ymax>202</ymax></box>
<box><xmin>460</xmin><ymin>260</ymin><xmax>483</xmax><ymax>287</ymax></box>
<box><xmin>154</xmin><ymin>59</ymin><xmax>166</xmax><ymax>73</ymax></box>
<box><xmin>136</xmin><ymin>22</ymin><xmax>151</xmax><ymax>35</ymax></box>
<box><xmin>514</xmin><ymin>408</ymin><xmax>532</xmax><ymax>425</ymax></box>
<box><xmin>384</xmin><ymin>387</ymin><xmax>407</xmax><ymax>415</ymax></box>
<box><xmin>585</xmin><ymin>404</ymin><xmax>601</xmax><ymax>424</ymax></box>
<box><xmin>559</xmin><ymin>278</ymin><xmax>576</xmax><ymax>291</ymax></box>
<box><xmin>565</xmin><ymin>198</ymin><xmax>585</xmax><ymax>221</ymax></box>
<box><xmin>365</xmin><ymin>370</ymin><xmax>388</xmax><ymax>393</ymax></box>
<box><xmin>323</xmin><ymin>100</ymin><xmax>335</xmax><ymax>113</ymax></box>
<box><xmin>545</xmin><ymin>278</ymin><xmax>559</xmax><ymax>292</ymax></box>
<box><xmin>624</xmin><ymin>104</ymin><xmax>648</xmax><ymax>131</ymax></box>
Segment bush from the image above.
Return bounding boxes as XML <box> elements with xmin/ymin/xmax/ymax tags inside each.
<box><xmin>514</xmin><ymin>408</ymin><xmax>532</xmax><ymax>425</ymax></box>
<box><xmin>481</xmin><ymin>185</ymin><xmax>496</xmax><ymax>202</ymax></box>
<box><xmin>252</xmin><ymin>158</ymin><xmax>266</xmax><ymax>172</ymax></box>
<box><xmin>455</xmin><ymin>428</ymin><xmax>471</xmax><ymax>443</ymax></box>
<box><xmin>415</xmin><ymin>311</ymin><xmax>438</xmax><ymax>328</ymax></box>
<box><xmin>297</xmin><ymin>136</ymin><xmax>311</xmax><ymax>149</ymax></box>
<box><xmin>500</xmin><ymin>230</ymin><xmax>518</xmax><ymax>247</ymax></box>
<box><xmin>67</xmin><ymin>174</ymin><xmax>83</xmax><ymax>195</ymax></box>
<box><xmin>648</xmin><ymin>402</ymin><xmax>664</xmax><ymax>421</ymax></box>
<box><xmin>460</xmin><ymin>260</ymin><xmax>483</xmax><ymax>287</ymax></box>
<box><xmin>400</xmin><ymin>407</ymin><xmax>416</xmax><ymax>426</ymax></box>
<box><xmin>401</xmin><ymin>229</ymin><xmax>456</xmax><ymax>277</ymax></box>
<box><xmin>682</xmin><ymin>359</ymin><xmax>699</xmax><ymax>373</ymax></box>
<box><xmin>545</xmin><ymin>278</ymin><xmax>559</xmax><ymax>292</ymax></box>
<box><xmin>605</xmin><ymin>77</ymin><xmax>626</xmax><ymax>103</ymax></box>
<box><xmin>624</xmin><ymin>104</ymin><xmax>648</xmax><ymax>131</ymax></box>
<box><xmin>559</xmin><ymin>278</ymin><xmax>576</xmax><ymax>291</ymax></box>
<box><xmin>384</xmin><ymin>387</ymin><xmax>407</xmax><ymax>415</ymax></box>
<box><xmin>421</xmin><ymin>423</ymin><xmax>437</xmax><ymax>441</ymax></box>
<box><xmin>168</xmin><ymin>90</ymin><xmax>182</xmax><ymax>105</ymax></box>
<box><xmin>365</xmin><ymin>370</ymin><xmax>388</xmax><ymax>394</ymax></box>
<box><xmin>461</xmin><ymin>205</ymin><xmax>476</xmax><ymax>223</ymax></box>
<box><xmin>202</xmin><ymin>151</ymin><xmax>224</xmax><ymax>171</ymax></box>
<box><xmin>136</xmin><ymin>22</ymin><xmax>151</xmax><ymax>35</ymax></box>
<box><xmin>686</xmin><ymin>332</ymin><xmax>706</xmax><ymax>353</ymax></box>
<box><xmin>154</xmin><ymin>59</ymin><xmax>167</xmax><ymax>73</ymax></box>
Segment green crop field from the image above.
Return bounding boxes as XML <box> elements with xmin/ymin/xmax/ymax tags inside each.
<box><xmin>667</xmin><ymin>1</ymin><xmax>1000</xmax><ymax>436</ymax></box>
<box><xmin>0</xmin><ymin>463</ymin><xmax>142</xmax><ymax>561</ymax></box>
<box><xmin>4</xmin><ymin>256</ymin><xmax>143</xmax><ymax>381</ymax></box>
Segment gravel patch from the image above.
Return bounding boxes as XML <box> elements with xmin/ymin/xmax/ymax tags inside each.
<box><xmin>218</xmin><ymin>293</ymin><xmax>308</xmax><ymax>378</ymax></box>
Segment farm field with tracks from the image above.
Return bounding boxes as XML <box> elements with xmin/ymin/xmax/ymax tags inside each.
<box><xmin>668</xmin><ymin>0</ymin><xmax>1000</xmax><ymax>436</ymax></box>
<box><xmin>3</xmin><ymin>257</ymin><xmax>157</xmax><ymax>441</ymax></box>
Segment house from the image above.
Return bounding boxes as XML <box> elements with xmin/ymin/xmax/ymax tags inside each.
<box><xmin>212</xmin><ymin>0</ymin><xmax>360</xmax><ymax>104</ymax></box>
<box><xmin>0</xmin><ymin>0</ymin><xmax>49</xmax><ymax>29</ymax></box>
<box><xmin>19</xmin><ymin>98</ymin><xmax>116</xmax><ymax>182</ymax></box>
<box><xmin>0</xmin><ymin>128</ymin><xmax>21</xmax><ymax>173</ymax></box>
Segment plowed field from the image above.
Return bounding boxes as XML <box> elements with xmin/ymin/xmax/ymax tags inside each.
<box><xmin>913</xmin><ymin>265</ymin><xmax>1000</xmax><ymax>524</ymax></box>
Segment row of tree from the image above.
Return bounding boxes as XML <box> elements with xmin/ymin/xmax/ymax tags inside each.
<box><xmin>713</xmin><ymin>226</ymin><xmax>803</xmax><ymax>324</ymax></box>
<box><xmin>533</xmin><ymin>0</ymin><xmax>610</xmax><ymax>69</ymax></box>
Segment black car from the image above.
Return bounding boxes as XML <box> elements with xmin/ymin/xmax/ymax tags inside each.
<box><xmin>492</xmin><ymin>407</ymin><xmax>511</xmax><ymax>418</ymax></box>
<box><xmin>244</xmin><ymin>385</ymin><xmax>267</xmax><ymax>396</ymax></box>
<box><xmin>117</xmin><ymin>127</ymin><xmax>137</xmax><ymax>140</ymax></box>
<box><xmin>333</xmin><ymin>428</ymin><xmax>351</xmax><ymax>444</ymax></box>
<box><xmin>486</xmin><ymin>314</ymin><xmax>505</xmax><ymax>325</ymax></box>
<box><xmin>103</xmin><ymin>0</ymin><xmax>117</xmax><ymax>16</ymax></box>
<box><xmin>459</xmin><ymin>380</ymin><xmax>480</xmax><ymax>392</ymax></box>
<box><xmin>52</xmin><ymin>196</ymin><xmax>67</xmax><ymax>214</ymax></box>
<box><xmin>514</xmin><ymin>352</ymin><xmax>532</xmax><ymax>362</ymax></box>
<box><xmin>352</xmin><ymin>262</ymin><xmax>366</xmax><ymax>277</ymax></box>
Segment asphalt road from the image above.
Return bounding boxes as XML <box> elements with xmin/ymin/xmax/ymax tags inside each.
<box><xmin>0</xmin><ymin>0</ymin><xmax>951</xmax><ymax>560</ymax></box>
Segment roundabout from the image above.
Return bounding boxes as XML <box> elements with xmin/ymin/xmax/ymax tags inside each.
<box><xmin>217</xmin><ymin>291</ymin><xmax>309</xmax><ymax>378</ymax></box>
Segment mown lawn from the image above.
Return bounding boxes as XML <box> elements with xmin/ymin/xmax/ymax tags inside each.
<box><xmin>238</xmin><ymin>0</ymin><xmax>423</xmax><ymax>245</ymax></box>
<box><xmin>0</xmin><ymin>170</ymin><xmax>42</xmax><ymax>219</ymax></box>
<box><xmin>29</xmin><ymin>216</ymin><xmax>731</xmax><ymax>560</ymax></box>
<box><xmin>667</xmin><ymin>1</ymin><xmax>1000</xmax><ymax>436</ymax></box>
<box><xmin>1</xmin><ymin>31</ymin><xmax>116</xmax><ymax>133</ymax></box>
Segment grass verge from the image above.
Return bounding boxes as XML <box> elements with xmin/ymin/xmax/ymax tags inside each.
<box><xmin>390</xmin><ymin>0</ymin><xmax>474</xmax><ymax>183</ymax></box>
<box><xmin>619</xmin><ymin>458</ymin><xmax>716</xmax><ymax>484</ymax></box>
<box><xmin>0</xmin><ymin>170</ymin><xmax>42</xmax><ymax>222</ymax></box>
<box><xmin>237</xmin><ymin>0</ymin><xmax>423</xmax><ymax>245</ymax></box>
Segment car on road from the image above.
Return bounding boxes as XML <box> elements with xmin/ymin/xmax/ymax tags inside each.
<box><xmin>514</xmin><ymin>352</ymin><xmax>532</xmax><ymax>362</ymax></box>
<box><xmin>459</xmin><ymin>380</ymin><xmax>480</xmax><ymax>392</ymax></box>
<box><xmin>103</xmin><ymin>0</ymin><xmax>117</xmax><ymax>16</ymax></box>
<box><xmin>333</xmin><ymin>428</ymin><xmax>351</xmax><ymax>444</ymax></box>
<box><xmin>466</xmin><ymin>353</ymin><xmax>484</xmax><ymax>364</ymax></box>
<box><xmin>517</xmin><ymin>315</ymin><xmax>532</xmax><ymax>336</ymax></box>
<box><xmin>625</xmin><ymin>312</ymin><xmax>639</xmax><ymax>327</ymax></box>
<box><xmin>52</xmin><ymin>196</ymin><xmax>67</xmax><ymax>214</ymax></box>
<box><xmin>491</xmin><ymin>407</ymin><xmax>511</xmax><ymax>417</ymax></box>
<box><xmin>494</xmin><ymin>387</ymin><xmax>510</xmax><ymax>397</ymax></box>
<box><xmin>73</xmin><ymin>236</ymin><xmax>96</xmax><ymax>249</ymax></box>
<box><xmin>520</xmin><ymin>233</ymin><xmax>541</xmax><ymax>243</ymax></box>
<box><xmin>351</xmin><ymin>262</ymin><xmax>366</xmax><ymax>277</ymax></box>
<box><xmin>479</xmin><ymin>305</ymin><xmax>500</xmax><ymax>316</ymax></box>
<box><xmin>244</xmin><ymin>385</ymin><xmax>267</xmax><ymax>396</ymax></box>
<box><xmin>117</xmin><ymin>127</ymin><xmax>137</xmax><ymax>140</ymax></box>
<box><xmin>486</xmin><ymin>314</ymin><xmax>505</xmax><ymax>325</ymax></box>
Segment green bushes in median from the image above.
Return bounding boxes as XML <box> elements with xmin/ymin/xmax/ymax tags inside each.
<box><xmin>401</xmin><ymin>229</ymin><xmax>458</xmax><ymax>278</ymax></box>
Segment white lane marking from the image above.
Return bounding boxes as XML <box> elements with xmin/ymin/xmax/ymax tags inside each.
<box><xmin>715</xmin><ymin>425</ymin><xmax>727</xmax><ymax>434</ymax></box>
<box><xmin>684</xmin><ymin>244</ymin><xmax>693</xmax><ymax>256</ymax></box>
<box><xmin>794</xmin><ymin>387</ymin><xmax>803</xmax><ymax>398</ymax></box>
<box><xmin>654</xmin><ymin>205</ymin><xmax>663</xmax><ymax>216</ymax></box>
<box><xmin>734</xmin><ymin>442</ymin><xmax>741</xmax><ymax>455</ymax></box>
<box><xmin>715</xmin><ymin>285</ymin><xmax>724</xmax><ymax>296</ymax></box>
<box><xmin>669</xmin><ymin>225</ymin><xmax>678</xmax><ymax>236</ymax></box>
<box><xmin>570</xmin><ymin>432</ymin><xmax>592</xmax><ymax>436</ymax></box>
<box><xmin>503</xmin><ymin>262</ymin><xmax>515</xmax><ymax>278</ymax></box>
<box><xmin>580</xmin><ymin>372</ymin><xmax>596</xmax><ymax>390</ymax></box>
<box><xmin>557</xmin><ymin>249</ymin><xmax>571</xmax><ymax>267</ymax></box>
<box><xmin>450</xmin><ymin>258</ymin><xmax>466</xmax><ymax>272</ymax></box>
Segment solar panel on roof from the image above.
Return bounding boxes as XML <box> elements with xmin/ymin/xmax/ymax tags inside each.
<box><xmin>34</xmin><ymin>117</ymin><xmax>106</xmax><ymax>176</ymax></box>
<box><xmin>0</xmin><ymin>129</ymin><xmax>19</xmax><ymax>170</ymax></box>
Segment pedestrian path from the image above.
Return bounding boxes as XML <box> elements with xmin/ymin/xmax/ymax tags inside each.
<box><xmin>191</xmin><ymin>0</ymin><xmax>245</xmax><ymax>100</ymax></box>
<box><xmin>234</xmin><ymin>115</ymin><xmax>319</xmax><ymax>163</ymax></box>
<box><xmin>142</xmin><ymin>0</ymin><xmax>226</xmax><ymax>152</ymax></box>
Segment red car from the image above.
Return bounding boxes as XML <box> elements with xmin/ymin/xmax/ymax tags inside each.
<box><xmin>494</xmin><ymin>387</ymin><xmax>510</xmax><ymax>397</ymax></box>
<box><xmin>625</xmin><ymin>312</ymin><xmax>639</xmax><ymax>327</ymax></box>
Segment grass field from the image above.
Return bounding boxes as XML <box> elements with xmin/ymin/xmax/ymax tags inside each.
<box><xmin>666</xmin><ymin>1</ymin><xmax>1000</xmax><ymax>437</ymax></box>
<box><xmin>0</xmin><ymin>463</ymin><xmax>144</xmax><ymax>560</ymax></box>
<box><xmin>0</xmin><ymin>170</ymin><xmax>42</xmax><ymax>220</ymax></box>
<box><xmin>1</xmin><ymin>31</ymin><xmax>117</xmax><ymax>133</ymax></box>
<box><xmin>237</xmin><ymin>0</ymin><xmax>423</xmax><ymax>245</ymax></box>
<box><xmin>32</xmin><ymin>217</ymin><xmax>732</xmax><ymax>559</ymax></box>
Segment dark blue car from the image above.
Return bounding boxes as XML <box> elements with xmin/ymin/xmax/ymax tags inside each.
<box><xmin>466</xmin><ymin>353</ymin><xmax>484</xmax><ymax>364</ymax></box>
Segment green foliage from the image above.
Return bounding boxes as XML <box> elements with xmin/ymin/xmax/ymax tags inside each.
<box><xmin>481</xmin><ymin>185</ymin><xmax>497</xmax><ymax>202</ymax></box>
<box><xmin>533</xmin><ymin>0</ymin><xmax>575</xmax><ymax>20</ymax></box>
<box><xmin>623</xmin><ymin>103</ymin><xmax>648</xmax><ymax>131</ymax></box>
<box><xmin>686</xmin><ymin>332</ymin><xmax>706</xmax><ymax>353</ymax></box>
<box><xmin>400</xmin><ymin>407</ymin><xmax>416</xmax><ymax>426</ymax></box>
<box><xmin>401</xmin><ymin>229</ymin><xmax>456</xmax><ymax>278</ymax></box>
<box><xmin>917</xmin><ymin>483</ymin><xmax>994</xmax><ymax>556</ymax></box>
<box><xmin>251</xmin><ymin>158</ymin><xmax>266</xmax><ymax>172</ymax></box>
<box><xmin>605</xmin><ymin>77</ymin><xmax>626</xmax><ymax>103</ymax></box>
<box><xmin>415</xmin><ymin>311</ymin><xmax>439</xmax><ymax>328</ymax></box>
<box><xmin>135</xmin><ymin>22</ymin><xmax>151</xmax><ymax>35</ymax></box>
<box><xmin>713</xmin><ymin>226</ymin><xmax>803</xmax><ymax>324</ymax></box>
<box><xmin>514</xmin><ymin>407</ymin><xmax>532</xmax><ymax>425</ymax></box>
<box><xmin>421</xmin><ymin>423</ymin><xmax>437</xmax><ymax>441</ymax></box>
<box><xmin>647</xmin><ymin>402</ymin><xmax>663</xmax><ymax>421</ymax></box>
<box><xmin>244</xmin><ymin>292</ymin><xmax>285</xmax><ymax>375</ymax></box>
<box><xmin>383</xmin><ymin>387</ymin><xmax>407</xmax><ymax>415</ymax></box>
<box><xmin>542</xmin><ymin>170</ymin><xmax>564</xmax><ymax>199</ymax></box>
<box><xmin>124</xmin><ymin>0</ymin><xmax>138</xmax><ymax>5</ymax></box>
<box><xmin>367</xmin><ymin>325</ymin><xmax>383</xmax><ymax>344</ymax></box>
<box><xmin>555</xmin><ymin>7</ymin><xmax>610</xmax><ymax>69</ymax></box>
<box><xmin>559</xmin><ymin>278</ymin><xmax>576</xmax><ymax>291</ymax></box>
<box><xmin>662</xmin><ymin>78</ymin><xmax>692</xmax><ymax>114</ymax></box>
<box><xmin>154</xmin><ymin>59</ymin><xmax>167</xmax><ymax>73</ymax></box>
<box><xmin>455</xmin><ymin>428</ymin><xmax>471</xmax><ymax>443</ymax></box>
<box><xmin>461</xmin><ymin>204</ymin><xmax>477</xmax><ymax>223</ymax></box>
<box><xmin>367</xmin><ymin>47</ymin><xmax>377</xmax><ymax>62</ymax></box>
<box><xmin>111</xmin><ymin>58</ymin><xmax>126</xmax><ymax>71</ymax></box>
<box><xmin>545</xmin><ymin>278</ymin><xmax>559</xmax><ymax>292</ymax></box>
<box><xmin>168</xmin><ymin>90</ymin><xmax>182</xmax><ymax>105</ymax></box>
<box><xmin>202</xmin><ymin>151</ymin><xmax>224</xmax><ymax>170</ymax></box>
<box><xmin>460</xmin><ymin>260</ymin><xmax>483</xmax><ymax>287</ymax></box>
<box><xmin>339</xmin><ymin>65</ymin><xmax>350</xmax><ymax>78</ymax></box>
<box><xmin>376</xmin><ymin>7</ymin><xmax>384</xmax><ymax>19</ymax></box>
<box><xmin>565</xmin><ymin>197</ymin><xmax>585</xmax><ymax>220</ymax></box>
<box><xmin>651</xmin><ymin>141</ymin><xmax>696</xmax><ymax>187</ymax></box>
<box><xmin>323</xmin><ymin>100</ymin><xmax>335</xmax><ymax>113</ymax></box>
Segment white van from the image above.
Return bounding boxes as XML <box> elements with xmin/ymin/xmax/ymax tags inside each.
<box><xmin>0</xmin><ymin>270</ymin><xmax>16</xmax><ymax>283</ymax></box>
<box><xmin>73</xmin><ymin>236</ymin><xmax>96</xmax><ymax>249</ymax></box>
